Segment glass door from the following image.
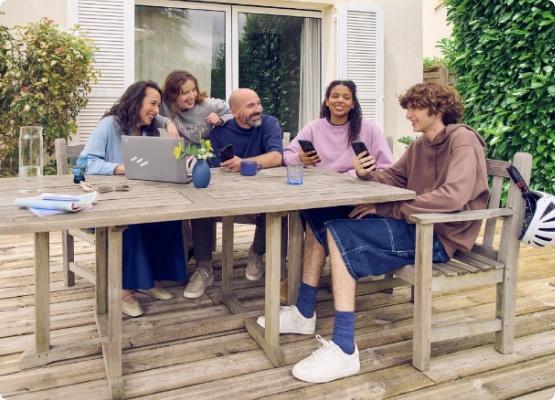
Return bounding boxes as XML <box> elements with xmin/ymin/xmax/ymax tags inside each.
<box><xmin>233</xmin><ymin>7</ymin><xmax>321</xmax><ymax>135</ymax></box>
<box><xmin>135</xmin><ymin>2</ymin><xmax>321</xmax><ymax>135</ymax></box>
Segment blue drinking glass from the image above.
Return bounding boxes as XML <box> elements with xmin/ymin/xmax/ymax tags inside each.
<box><xmin>69</xmin><ymin>155</ymin><xmax>87</xmax><ymax>183</ymax></box>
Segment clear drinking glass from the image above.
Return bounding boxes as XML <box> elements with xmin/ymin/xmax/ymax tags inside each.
<box><xmin>287</xmin><ymin>163</ymin><xmax>304</xmax><ymax>185</ymax></box>
<box><xmin>18</xmin><ymin>126</ymin><xmax>43</xmax><ymax>193</ymax></box>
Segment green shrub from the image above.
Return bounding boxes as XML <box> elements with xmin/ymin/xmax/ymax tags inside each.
<box><xmin>441</xmin><ymin>0</ymin><xmax>555</xmax><ymax>193</ymax></box>
<box><xmin>0</xmin><ymin>17</ymin><xmax>99</xmax><ymax>176</ymax></box>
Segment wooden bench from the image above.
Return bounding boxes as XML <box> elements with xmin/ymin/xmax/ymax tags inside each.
<box><xmin>365</xmin><ymin>151</ymin><xmax>532</xmax><ymax>371</ymax></box>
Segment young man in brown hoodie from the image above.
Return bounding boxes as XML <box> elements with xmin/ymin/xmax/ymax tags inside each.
<box><xmin>257</xmin><ymin>83</ymin><xmax>489</xmax><ymax>383</ymax></box>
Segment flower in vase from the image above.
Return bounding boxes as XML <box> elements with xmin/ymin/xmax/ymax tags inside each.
<box><xmin>174</xmin><ymin>134</ymin><xmax>214</xmax><ymax>168</ymax></box>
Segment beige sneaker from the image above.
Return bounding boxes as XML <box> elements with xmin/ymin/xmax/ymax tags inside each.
<box><xmin>246</xmin><ymin>246</ymin><xmax>264</xmax><ymax>281</ymax></box>
<box><xmin>183</xmin><ymin>268</ymin><xmax>214</xmax><ymax>298</ymax></box>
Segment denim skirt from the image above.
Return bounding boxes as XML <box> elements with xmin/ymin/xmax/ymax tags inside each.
<box><xmin>303</xmin><ymin>206</ymin><xmax>450</xmax><ymax>280</ymax></box>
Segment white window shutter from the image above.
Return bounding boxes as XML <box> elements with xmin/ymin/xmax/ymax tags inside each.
<box><xmin>337</xmin><ymin>5</ymin><xmax>384</xmax><ymax>131</ymax></box>
<box><xmin>68</xmin><ymin>0</ymin><xmax>133</xmax><ymax>146</ymax></box>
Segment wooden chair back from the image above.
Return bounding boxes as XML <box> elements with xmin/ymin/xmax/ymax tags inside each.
<box><xmin>54</xmin><ymin>138</ymin><xmax>84</xmax><ymax>176</ymax></box>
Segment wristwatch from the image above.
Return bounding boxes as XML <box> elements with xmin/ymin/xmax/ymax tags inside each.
<box><xmin>164</xmin><ymin>119</ymin><xmax>173</xmax><ymax>129</ymax></box>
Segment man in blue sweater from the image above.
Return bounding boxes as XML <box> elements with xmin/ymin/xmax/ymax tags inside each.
<box><xmin>183</xmin><ymin>88</ymin><xmax>283</xmax><ymax>299</ymax></box>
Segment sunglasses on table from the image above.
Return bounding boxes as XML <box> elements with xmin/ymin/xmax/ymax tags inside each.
<box><xmin>80</xmin><ymin>181</ymin><xmax>130</xmax><ymax>194</ymax></box>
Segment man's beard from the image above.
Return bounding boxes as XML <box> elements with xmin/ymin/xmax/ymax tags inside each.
<box><xmin>239</xmin><ymin>112</ymin><xmax>262</xmax><ymax>127</ymax></box>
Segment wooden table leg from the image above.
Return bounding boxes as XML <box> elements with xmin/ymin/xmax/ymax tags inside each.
<box><xmin>95</xmin><ymin>227</ymin><xmax>108</xmax><ymax>315</ymax></box>
<box><xmin>34</xmin><ymin>232</ymin><xmax>50</xmax><ymax>353</ymax></box>
<box><xmin>20</xmin><ymin>232</ymin><xmax>51</xmax><ymax>368</ymax></box>
<box><xmin>104</xmin><ymin>226</ymin><xmax>125</xmax><ymax>399</ymax></box>
<box><xmin>287</xmin><ymin>211</ymin><xmax>303</xmax><ymax>305</ymax></box>
<box><xmin>244</xmin><ymin>212</ymin><xmax>286</xmax><ymax>367</ymax></box>
<box><xmin>221</xmin><ymin>216</ymin><xmax>234</xmax><ymax>296</ymax></box>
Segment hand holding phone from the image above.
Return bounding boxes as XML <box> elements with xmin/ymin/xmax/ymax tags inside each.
<box><xmin>352</xmin><ymin>141</ymin><xmax>373</xmax><ymax>169</ymax></box>
<box><xmin>219</xmin><ymin>144</ymin><xmax>234</xmax><ymax>163</ymax></box>
<box><xmin>297</xmin><ymin>139</ymin><xmax>320</xmax><ymax>166</ymax></box>
<box><xmin>298</xmin><ymin>139</ymin><xmax>316</xmax><ymax>154</ymax></box>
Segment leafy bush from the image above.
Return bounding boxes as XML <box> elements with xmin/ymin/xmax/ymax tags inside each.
<box><xmin>441</xmin><ymin>0</ymin><xmax>555</xmax><ymax>193</ymax></box>
<box><xmin>0</xmin><ymin>17</ymin><xmax>99</xmax><ymax>176</ymax></box>
<box><xmin>423</xmin><ymin>56</ymin><xmax>447</xmax><ymax>69</ymax></box>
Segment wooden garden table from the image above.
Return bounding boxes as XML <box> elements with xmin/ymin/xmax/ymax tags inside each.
<box><xmin>0</xmin><ymin>167</ymin><xmax>414</xmax><ymax>399</ymax></box>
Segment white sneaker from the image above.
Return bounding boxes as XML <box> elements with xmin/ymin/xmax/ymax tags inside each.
<box><xmin>256</xmin><ymin>305</ymin><xmax>316</xmax><ymax>334</ymax></box>
<box><xmin>246</xmin><ymin>246</ymin><xmax>264</xmax><ymax>281</ymax></box>
<box><xmin>183</xmin><ymin>268</ymin><xmax>214</xmax><ymax>298</ymax></box>
<box><xmin>292</xmin><ymin>335</ymin><xmax>360</xmax><ymax>383</ymax></box>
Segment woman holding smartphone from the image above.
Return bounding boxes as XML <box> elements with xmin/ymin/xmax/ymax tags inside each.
<box><xmin>279</xmin><ymin>80</ymin><xmax>395</xmax><ymax>302</ymax></box>
<box><xmin>283</xmin><ymin>79</ymin><xmax>393</xmax><ymax>175</ymax></box>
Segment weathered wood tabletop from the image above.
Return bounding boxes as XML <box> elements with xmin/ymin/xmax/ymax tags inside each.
<box><xmin>0</xmin><ymin>166</ymin><xmax>415</xmax><ymax>399</ymax></box>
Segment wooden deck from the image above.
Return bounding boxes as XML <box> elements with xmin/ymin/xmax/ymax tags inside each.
<box><xmin>0</xmin><ymin>223</ymin><xmax>554</xmax><ymax>399</ymax></box>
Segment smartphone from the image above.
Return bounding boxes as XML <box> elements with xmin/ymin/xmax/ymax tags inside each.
<box><xmin>298</xmin><ymin>139</ymin><xmax>316</xmax><ymax>154</ymax></box>
<box><xmin>351</xmin><ymin>141</ymin><xmax>372</xmax><ymax>169</ymax></box>
<box><xmin>219</xmin><ymin>144</ymin><xmax>234</xmax><ymax>162</ymax></box>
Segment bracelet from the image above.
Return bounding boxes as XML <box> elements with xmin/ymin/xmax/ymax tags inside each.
<box><xmin>164</xmin><ymin>119</ymin><xmax>173</xmax><ymax>129</ymax></box>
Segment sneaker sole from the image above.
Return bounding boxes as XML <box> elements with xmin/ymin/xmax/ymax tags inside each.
<box><xmin>246</xmin><ymin>272</ymin><xmax>263</xmax><ymax>281</ymax></box>
<box><xmin>183</xmin><ymin>278</ymin><xmax>214</xmax><ymax>299</ymax></box>
<box><xmin>292</xmin><ymin>364</ymin><xmax>360</xmax><ymax>383</ymax></box>
<box><xmin>256</xmin><ymin>316</ymin><xmax>315</xmax><ymax>335</ymax></box>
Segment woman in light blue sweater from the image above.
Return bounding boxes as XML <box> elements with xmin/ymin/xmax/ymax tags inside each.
<box><xmin>81</xmin><ymin>81</ymin><xmax>187</xmax><ymax>317</ymax></box>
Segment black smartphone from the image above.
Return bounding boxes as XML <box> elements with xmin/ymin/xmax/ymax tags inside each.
<box><xmin>351</xmin><ymin>141</ymin><xmax>372</xmax><ymax>169</ymax></box>
<box><xmin>298</xmin><ymin>139</ymin><xmax>316</xmax><ymax>154</ymax></box>
<box><xmin>219</xmin><ymin>144</ymin><xmax>234</xmax><ymax>162</ymax></box>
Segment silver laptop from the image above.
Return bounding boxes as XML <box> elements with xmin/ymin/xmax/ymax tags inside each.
<box><xmin>122</xmin><ymin>136</ymin><xmax>191</xmax><ymax>184</ymax></box>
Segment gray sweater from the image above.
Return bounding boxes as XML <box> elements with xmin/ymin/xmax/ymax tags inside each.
<box><xmin>156</xmin><ymin>98</ymin><xmax>233</xmax><ymax>145</ymax></box>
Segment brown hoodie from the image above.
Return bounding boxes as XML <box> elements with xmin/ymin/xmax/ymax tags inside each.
<box><xmin>368</xmin><ymin>124</ymin><xmax>489</xmax><ymax>257</ymax></box>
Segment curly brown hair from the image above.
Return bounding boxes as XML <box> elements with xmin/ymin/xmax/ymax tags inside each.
<box><xmin>399</xmin><ymin>83</ymin><xmax>463</xmax><ymax>125</ymax></box>
<box><xmin>103</xmin><ymin>81</ymin><xmax>161</xmax><ymax>136</ymax></box>
<box><xmin>162</xmin><ymin>70</ymin><xmax>208</xmax><ymax>118</ymax></box>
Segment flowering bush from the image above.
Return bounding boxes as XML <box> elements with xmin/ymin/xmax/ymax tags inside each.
<box><xmin>174</xmin><ymin>135</ymin><xmax>215</xmax><ymax>168</ymax></box>
<box><xmin>0</xmin><ymin>16</ymin><xmax>100</xmax><ymax>176</ymax></box>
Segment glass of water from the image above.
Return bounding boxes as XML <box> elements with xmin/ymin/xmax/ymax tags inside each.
<box><xmin>287</xmin><ymin>163</ymin><xmax>304</xmax><ymax>185</ymax></box>
<box><xmin>69</xmin><ymin>156</ymin><xmax>87</xmax><ymax>183</ymax></box>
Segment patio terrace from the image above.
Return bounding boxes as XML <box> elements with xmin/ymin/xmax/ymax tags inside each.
<box><xmin>0</xmin><ymin>223</ymin><xmax>554</xmax><ymax>399</ymax></box>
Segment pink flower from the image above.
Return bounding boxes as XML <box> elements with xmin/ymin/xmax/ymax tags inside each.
<box><xmin>55</xmin><ymin>48</ymin><xmax>62</xmax><ymax>54</ymax></box>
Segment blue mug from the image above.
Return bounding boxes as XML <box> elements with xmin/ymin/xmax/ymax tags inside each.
<box><xmin>240</xmin><ymin>160</ymin><xmax>262</xmax><ymax>176</ymax></box>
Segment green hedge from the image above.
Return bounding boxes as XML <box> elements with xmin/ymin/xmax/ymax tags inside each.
<box><xmin>442</xmin><ymin>0</ymin><xmax>555</xmax><ymax>193</ymax></box>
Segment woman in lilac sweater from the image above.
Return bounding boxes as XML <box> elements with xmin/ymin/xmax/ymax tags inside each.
<box><xmin>278</xmin><ymin>80</ymin><xmax>394</xmax><ymax>302</ymax></box>
<box><xmin>283</xmin><ymin>80</ymin><xmax>394</xmax><ymax>176</ymax></box>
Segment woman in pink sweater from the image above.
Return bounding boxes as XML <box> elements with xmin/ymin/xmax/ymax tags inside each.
<box><xmin>283</xmin><ymin>80</ymin><xmax>394</xmax><ymax>175</ymax></box>
<box><xmin>278</xmin><ymin>80</ymin><xmax>394</xmax><ymax>302</ymax></box>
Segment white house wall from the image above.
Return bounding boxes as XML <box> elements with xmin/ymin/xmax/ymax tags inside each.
<box><xmin>422</xmin><ymin>0</ymin><xmax>451</xmax><ymax>58</ymax></box>
<box><xmin>0</xmin><ymin>0</ymin><xmax>67</xmax><ymax>29</ymax></box>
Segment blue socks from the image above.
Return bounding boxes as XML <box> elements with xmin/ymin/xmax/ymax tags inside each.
<box><xmin>332</xmin><ymin>311</ymin><xmax>356</xmax><ymax>355</ymax></box>
<box><xmin>296</xmin><ymin>282</ymin><xmax>318</xmax><ymax>319</ymax></box>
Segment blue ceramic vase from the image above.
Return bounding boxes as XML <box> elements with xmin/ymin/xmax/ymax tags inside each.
<box><xmin>192</xmin><ymin>159</ymin><xmax>211</xmax><ymax>188</ymax></box>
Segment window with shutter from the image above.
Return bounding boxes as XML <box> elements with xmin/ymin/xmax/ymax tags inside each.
<box><xmin>337</xmin><ymin>5</ymin><xmax>384</xmax><ymax>131</ymax></box>
<box><xmin>68</xmin><ymin>0</ymin><xmax>133</xmax><ymax>145</ymax></box>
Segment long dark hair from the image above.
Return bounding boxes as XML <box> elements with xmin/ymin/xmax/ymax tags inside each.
<box><xmin>320</xmin><ymin>80</ymin><xmax>362</xmax><ymax>145</ymax></box>
<box><xmin>104</xmin><ymin>81</ymin><xmax>161</xmax><ymax>136</ymax></box>
<box><xmin>162</xmin><ymin>70</ymin><xmax>208</xmax><ymax>119</ymax></box>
